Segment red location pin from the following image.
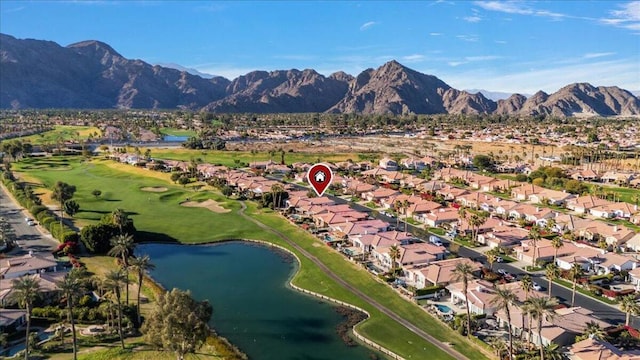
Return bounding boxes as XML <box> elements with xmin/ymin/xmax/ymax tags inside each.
<box><xmin>307</xmin><ymin>163</ymin><xmax>333</xmax><ymax>197</ymax></box>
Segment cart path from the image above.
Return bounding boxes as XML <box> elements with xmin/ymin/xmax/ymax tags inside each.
<box><xmin>238</xmin><ymin>202</ymin><xmax>469</xmax><ymax>360</ymax></box>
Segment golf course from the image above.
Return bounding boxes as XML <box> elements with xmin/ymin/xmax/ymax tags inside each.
<box><xmin>10</xmin><ymin>154</ymin><xmax>489</xmax><ymax>360</ymax></box>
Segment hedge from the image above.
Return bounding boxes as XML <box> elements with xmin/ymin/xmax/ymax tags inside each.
<box><xmin>415</xmin><ymin>285</ymin><xmax>445</xmax><ymax>296</ymax></box>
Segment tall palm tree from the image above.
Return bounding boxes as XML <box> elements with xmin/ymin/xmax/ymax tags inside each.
<box><xmin>487</xmin><ymin>336</ymin><xmax>507</xmax><ymax>359</ymax></box>
<box><xmin>529</xmin><ymin>225</ymin><xmax>542</xmax><ymax>267</ymax></box>
<box><xmin>545</xmin><ymin>263</ymin><xmax>560</xmax><ymax>299</ymax></box>
<box><xmin>388</xmin><ymin>244</ymin><xmax>401</xmax><ymax>275</ymax></box>
<box><xmin>111</xmin><ymin>208</ymin><xmax>129</xmax><ymax>235</ymax></box>
<box><xmin>521</xmin><ymin>274</ymin><xmax>533</xmax><ymax>342</ymax></box>
<box><xmin>542</xmin><ymin>342</ymin><xmax>564</xmax><ymax>360</ymax></box>
<box><xmin>104</xmin><ymin>269</ymin><xmax>127</xmax><ymax>349</ymax></box>
<box><xmin>402</xmin><ymin>199</ymin><xmax>410</xmax><ymax>232</ymax></box>
<box><xmin>524</xmin><ymin>296</ymin><xmax>558</xmax><ymax>360</ymax></box>
<box><xmin>569</xmin><ymin>262</ymin><xmax>584</xmax><ymax>307</ymax></box>
<box><xmin>453</xmin><ymin>262</ymin><xmax>475</xmax><ymax>337</ymax></box>
<box><xmin>10</xmin><ymin>276</ymin><xmax>41</xmax><ymax>360</ymax></box>
<box><xmin>491</xmin><ymin>287</ymin><xmax>517</xmax><ymax>359</ymax></box>
<box><xmin>129</xmin><ymin>255</ymin><xmax>155</xmax><ymax>325</ymax></box>
<box><xmin>551</xmin><ymin>236</ymin><xmax>564</xmax><ymax>263</ymax></box>
<box><xmin>56</xmin><ymin>271</ymin><xmax>85</xmax><ymax>360</ymax></box>
<box><xmin>620</xmin><ymin>294</ymin><xmax>639</xmax><ymax>327</ymax></box>
<box><xmin>108</xmin><ymin>233</ymin><xmax>135</xmax><ymax>304</ymax></box>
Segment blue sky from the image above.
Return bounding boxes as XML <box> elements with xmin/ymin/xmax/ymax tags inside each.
<box><xmin>1</xmin><ymin>0</ymin><xmax>639</xmax><ymax>94</ymax></box>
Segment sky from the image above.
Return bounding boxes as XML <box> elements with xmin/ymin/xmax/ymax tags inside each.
<box><xmin>1</xmin><ymin>0</ymin><xmax>639</xmax><ymax>94</ymax></box>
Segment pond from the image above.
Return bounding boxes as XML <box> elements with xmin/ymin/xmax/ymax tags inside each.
<box><xmin>162</xmin><ymin>135</ymin><xmax>189</xmax><ymax>142</ymax></box>
<box><xmin>137</xmin><ymin>242</ymin><xmax>381</xmax><ymax>360</ymax></box>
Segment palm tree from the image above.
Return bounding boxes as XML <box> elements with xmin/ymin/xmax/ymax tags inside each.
<box><xmin>529</xmin><ymin>225</ymin><xmax>542</xmax><ymax>268</ymax></box>
<box><xmin>545</xmin><ymin>263</ymin><xmax>560</xmax><ymax>299</ymax></box>
<box><xmin>402</xmin><ymin>199</ymin><xmax>410</xmax><ymax>231</ymax></box>
<box><xmin>129</xmin><ymin>255</ymin><xmax>155</xmax><ymax>326</ymax></box>
<box><xmin>486</xmin><ymin>250</ymin><xmax>497</xmax><ymax>271</ymax></box>
<box><xmin>487</xmin><ymin>336</ymin><xmax>507</xmax><ymax>359</ymax></box>
<box><xmin>551</xmin><ymin>236</ymin><xmax>564</xmax><ymax>263</ymax></box>
<box><xmin>108</xmin><ymin>233</ymin><xmax>135</xmax><ymax>304</ymax></box>
<box><xmin>104</xmin><ymin>269</ymin><xmax>127</xmax><ymax>349</ymax></box>
<box><xmin>388</xmin><ymin>244</ymin><xmax>401</xmax><ymax>275</ymax></box>
<box><xmin>10</xmin><ymin>276</ymin><xmax>41</xmax><ymax>360</ymax></box>
<box><xmin>569</xmin><ymin>262</ymin><xmax>584</xmax><ymax>307</ymax></box>
<box><xmin>56</xmin><ymin>271</ymin><xmax>85</xmax><ymax>360</ymax></box>
<box><xmin>111</xmin><ymin>208</ymin><xmax>129</xmax><ymax>235</ymax></box>
<box><xmin>524</xmin><ymin>296</ymin><xmax>558</xmax><ymax>360</ymax></box>
<box><xmin>453</xmin><ymin>262</ymin><xmax>475</xmax><ymax>337</ymax></box>
<box><xmin>542</xmin><ymin>342</ymin><xmax>564</xmax><ymax>360</ymax></box>
<box><xmin>620</xmin><ymin>294</ymin><xmax>639</xmax><ymax>327</ymax></box>
<box><xmin>580</xmin><ymin>320</ymin><xmax>607</xmax><ymax>341</ymax></box>
<box><xmin>270</xmin><ymin>183</ymin><xmax>285</xmax><ymax>210</ymax></box>
<box><xmin>521</xmin><ymin>275</ymin><xmax>533</xmax><ymax>343</ymax></box>
<box><xmin>491</xmin><ymin>287</ymin><xmax>517</xmax><ymax>359</ymax></box>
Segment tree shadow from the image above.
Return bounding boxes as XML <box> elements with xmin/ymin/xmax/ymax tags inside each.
<box><xmin>135</xmin><ymin>231</ymin><xmax>180</xmax><ymax>244</ymax></box>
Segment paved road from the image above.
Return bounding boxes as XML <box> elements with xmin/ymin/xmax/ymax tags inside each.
<box><xmin>274</xmin><ymin>177</ymin><xmax>636</xmax><ymax>327</ymax></box>
<box><xmin>238</xmin><ymin>201</ymin><xmax>470</xmax><ymax>360</ymax></box>
<box><xmin>0</xmin><ymin>184</ymin><xmax>58</xmax><ymax>255</ymax></box>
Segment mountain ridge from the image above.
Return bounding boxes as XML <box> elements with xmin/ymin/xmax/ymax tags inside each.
<box><xmin>1</xmin><ymin>34</ymin><xmax>638</xmax><ymax>117</ymax></box>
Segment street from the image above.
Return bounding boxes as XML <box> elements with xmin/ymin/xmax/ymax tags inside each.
<box><xmin>0</xmin><ymin>185</ymin><xmax>58</xmax><ymax>255</ymax></box>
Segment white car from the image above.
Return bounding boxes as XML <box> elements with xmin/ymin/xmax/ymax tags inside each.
<box><xmin>533</xmin><ymin>282</ymin><xmax>543</xmax><ymax>291</ymax></box>
<box><xmin>27</xmin><ymin>220</ymin><xmax>36</xmax><ymax>226</ymax></box>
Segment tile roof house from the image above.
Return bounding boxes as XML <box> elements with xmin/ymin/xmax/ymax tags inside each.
<box><xmin>566</xmin><ymin>195</ymin><xmax>613</xmax><ymax>214</ymax></box>
<box><xmin>568</xmin><ymin>337</ymin><xmax>640</xmax><ymax>360</ymax></box>
<box><xmin>446</xmin><ymin>279</ymin><xmax>497</xmax><ymax>316</ymax></box>
<box><xmin>0</xmin><ymin>252</ymin><xmax>59</xmax><ymax>279</ymax></box>
<box><xmin>406</xmin><ymin>258</ymin><xmax>482</xmax><ymax>288</ymax></box>
<box><xmin>375</xmin><ymin>243</ymin><xmax>447</xmax><ymax>271</ymax></box>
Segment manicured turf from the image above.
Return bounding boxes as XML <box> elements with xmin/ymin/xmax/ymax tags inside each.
<box><xmin>144</xmin><ymin>148</ymin><xmax>361</xmax><ymax>167</ymax></box>
<box><xmin>158</xmin><ymin>128</ymin><xmax>197</xmax><ymax>137</ymax></box>
<box><xmin>15</xmin><ymin>125</ymin><xmax>102</xmax><ymax>144</ymax></box>
<box><xmin>14</xmin><ymin>156</ymin><xmax>489</xmax><ymax>360</ymax></box>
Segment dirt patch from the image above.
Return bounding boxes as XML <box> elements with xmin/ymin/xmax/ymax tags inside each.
<box><xmin>180</xmin><ymin>199</ymin><xmax>230</xmax><ymax>213</ymax></box>
<box><xmin>141</xmin><ymin>186</ymin><xmax>168</xmax><ymax>192</ymax></box>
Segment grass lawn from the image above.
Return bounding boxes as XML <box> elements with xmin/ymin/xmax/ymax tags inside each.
<box><xmin>144</xmin><ymin>148</ymin><xmax>361</xmax><ymax>167</ymax></box>
<box><xmin>13</xmin><ymin>155</ymin><xmax>490</xmax><ymax>360</ymax></box>
<box><xmin>428</xmin><ymin>227</ymin><xmax>446</xmax><ymax>236</ymax></box>
<box><xmin>15</xmin><ymin>125</ymin><xmax>102</xmax><ymax>144</ymax></box>
<box><xmin>553</xmin><ymin>278</ymin><xmax>619</xmax><ymax>305</ymax></box>
<box><xmin>158</xmin><ymin>128</ymin><xmax>197</xmax><ymax>137</ymax></box>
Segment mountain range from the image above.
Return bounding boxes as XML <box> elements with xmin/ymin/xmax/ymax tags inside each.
<box><xmin>1</xmin><ymin>33</ymin><xmax>639</xmax><ymax>117</ymax></box>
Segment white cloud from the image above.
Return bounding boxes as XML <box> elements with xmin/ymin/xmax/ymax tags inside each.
<box><xmin>429</xmin><ymin>32</ymin><xmax>443</xmax><ymax>36</ymax></box>
<box><xmin>456</xmin><ymin>34</ymin><xmax>479</xmax><ymax>42</ymax></box>
<box><xmin>440</xmin><ymin>58</ymin><xmax>640</xmax><ymax>94</ymax></box>
<box><xmin>190</xmin><ymin>64</ymin><xmax>259</xmax><ymax>80</ymax></box>
<box><xmin>2</xmin><ymin>6</ymin><xmax>25</xmax><ymax>13</ymax></box>
<box><xmin>448</xmin><ymin>61</ymin><xmax>467</xmax><ymax>67</ymax></box>
<box><xmin>474</xmin><ymin>1</ymin><xmax>565</xmax><ymax>19</ymax></box>
<box><xmin>600</xmin><ymin>1</ymin><xmax>640</xmax><ymax>31</ymax></box>
<box><xmin>583</xmin><ymin>52</ymin><xmax>616</xmax><ymax>59</ymax></box>
<box><xmin>494</xmin><ymin>40</ymin><xmax>507</xmax><ymax>44</ymax></box>
<box><xmin>402</xmin><ymin>54</ymin><xmax>425</xmax><ymax>62</ymax></box>
<box><xmin>360</xmin><ymin>21</ymin><xmax>377</xmax><ymax>31</ymax></box>
<box><xmin>463</xmin><ymin>16</ymin><xmax>482</xmax><ymax>23</ymax></box>
<box><xmin>465</xmin><ymin>55</ymin><xmax>501</xmax><ymax>61</ymax></box>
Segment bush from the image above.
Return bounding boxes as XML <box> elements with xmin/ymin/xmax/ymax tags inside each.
<box><xmin>415</xmin><ymin>285</ymin><xmax>444</xmax><ymax>296</ymax></box>
<box><xmin>29</xmin><ymin>205</ymin><xmax>48</xmax><ymax>217</ymax></box>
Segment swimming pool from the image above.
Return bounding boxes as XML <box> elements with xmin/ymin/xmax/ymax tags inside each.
<box><xmin>435</xmin><ymin>304</ymin><xmax>453</xmax><ymax>314</ymax></box>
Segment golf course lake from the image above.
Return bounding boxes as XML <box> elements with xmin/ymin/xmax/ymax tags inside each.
<box><xmin>137</xmin><ymin>242</ymin><xmax>380</xmax><ymax>360</ymax></box>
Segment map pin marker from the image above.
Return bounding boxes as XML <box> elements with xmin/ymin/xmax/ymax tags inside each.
<box><xmin>307</xmin><ymin>163</ymin><xmax>333</xmax><ymax>197</ymax></box>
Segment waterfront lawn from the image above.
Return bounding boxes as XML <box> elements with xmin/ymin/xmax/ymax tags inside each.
<box><xmin>16</xmin><ymin>125</ymin><xmax>102</xmax><ymax>144</ymax></box>
<box><xmin>145</xmin><ymin>148</ymin><xmax>360</xmax><ymax>167</ymax></box>
<box><xmin>246</xmin><ymin>205</ymin><xmax>490</xmax><ymax>360</ymax></box>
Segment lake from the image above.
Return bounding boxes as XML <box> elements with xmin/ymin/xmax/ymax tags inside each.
<box><xmin>137</xmin><ymin>242</ymin><xmax>380</xmax><ymax>360</ymax></box>
<box><xmin>162</xmin><ymin>135</ymin><xmax>189</xmax><ymax>142</ymax></box>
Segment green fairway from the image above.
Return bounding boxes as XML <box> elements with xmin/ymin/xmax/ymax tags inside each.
<box><xmin>158</xmin><ymin>128</ymin><xmax>197</xmax><ymax>137</ymax></box>
<box><xmin>14</xmin><ymin>125</ymin><xmax>102</xmax><ymax>144</ymax></box>
<box><xmin>13</xmin><ymin>156</ymin><xmax>488</xmax><ymax>360</ymax></box>
<box><xmin>145</xmin><ymin>148</ymin><xmax>362</xmax><ymax>167</ymax></box>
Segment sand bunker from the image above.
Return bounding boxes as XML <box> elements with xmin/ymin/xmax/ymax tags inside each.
<box><xmin>181</xmin><ymin>199</ymin><xmax>230</xmax><ymax>213</ymax></box>
<box><xmin>141</xmin><ymin>186</ymin><xmax>168</xmax><ymax>192</ymax></box>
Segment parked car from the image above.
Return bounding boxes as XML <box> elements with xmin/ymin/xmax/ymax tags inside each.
<box><xmin>497</xmin><ymin>269</ymin><xmax>507</xmax><ymax>276</ymax></box>
<box><xmin>495</xmin><ymin>256</ymin><xmax>504</xmax><ymax>263</ymax></box>
<box><xmin>533</xmin><ymin>282</ymin><xmax>543</xmax><ymax>291</ymax></box>
<box><xmin>25</xmin><ymin>217</ymin><xmax>33</xmax><ymax>223</ymax></box>
<box><xmin>27</xmin><ymin>220</ymin><xmax>36</xmax><ymax>226</ymax></box>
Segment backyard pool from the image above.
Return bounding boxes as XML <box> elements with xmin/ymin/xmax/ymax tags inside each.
<box><xmin>435</xmin><ymin>304</ymin><xmax>453</xmax><ymax>314</ymax></box>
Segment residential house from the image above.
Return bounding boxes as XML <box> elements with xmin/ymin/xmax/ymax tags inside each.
<box><xmin>375</xmin><ymin>242</ymin><xmax>447</xmax><ymax>271</ymax></box>
<box><xmin>578</xmin><ymin>222</ymin><xmax>636</xmax><ymax>249</ymax></box>
<box><xmin>362</xmin><ymin>188</ymin><xmax>400</xmax><ymax>204</ymax></box>
<box><xmin>590</xmin><ymin>202</ymin><xmax>637</xmax><ymax>219</ymax></box>
<box><xmin>601</xmin><ymin>172</ymin><xmax>633</xmax><ymax>185</ymax></box>
<box><xmin>478</xmin><ymin>225</ymin><xmax>530</xmax><ymax>249</ymax></box>
<box><xmin>566</xmin><ymin>195</ymin><xmax>613</xmax><ymax>214</ymax></box>
<box><xmin>529</xmin><ymin>188</ymin><xmax>573</xmax><ymax>206</ymax></box>
<box><xmin>406</xmin><ymin>258</ymin><xmax>481</xmax><ymax>289</ymax></box>
<box><xmin>446</xmin><ymin>279</ymin><xmax>497</xmax><ymax>316</ymax></box>
<box><xmin>511</xmin><ymin>184</ymin><xmax>545</xmax><ymax>202</ymax></box>
<box><xmin>513</xmin><ymin>239</ymin><xmax>580</xmax><ymax>266</ymax></box>
<box><xmin>419</xmin><ymin>208</ymin><xmax>460</xmax><ymax>227</ymax></box>
<box><xmin>379</xmin><ymin>157</ymin><xmax>399</xmax><ymax>171</ymax></box>
<box><xmin>406</xmin><ymin>201</ymin><xmax>442</xmax><ymax>219</ymax></box>
<box><xmin>0</xmin><ymin>252</ymin><xmax>59</xmax><ymax>279</ymax></box>
<box><xmin>570</xmin><ymin>169</ymin><xmax>600</xmax><ymax>182</ymax></box>
<box><xmin>0</xmin><ymin>309</ymin><xmax>26</xmax><ymax>334</ymax></box>
<box><xmin>568</xmin><ymin>337</ymin><xmax>640</xmax><ymax>360</ymax></box>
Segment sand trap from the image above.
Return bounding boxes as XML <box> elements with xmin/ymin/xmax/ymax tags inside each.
<box><xmin>181</xmin><ymin>199</ymin><xmax>230</xmax><ymax>213</ymax></box>
<box><xmin>141</xmin><ymin>186</ymin><xmax>168</xmax><ymax>192</ymax></box>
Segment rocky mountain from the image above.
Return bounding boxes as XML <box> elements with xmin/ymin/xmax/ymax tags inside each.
<box><xmin>0</xmin><ymin>34</ymin><xmax>229</xmax><ymax>109</ymax></box>
<box><xmin>328</xmin><ymin>60</ymin><xmax>452</xmax><ymax>114</ymax></box>
<box><xmin>1</xmin><ymin>34</ymin><xmax>639</xmax><ymax>117</ymax></box>
<box><xmin>202</xmin><ymin>68</ymin><xmax>350</xmax><ymax>113</ymax></box>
